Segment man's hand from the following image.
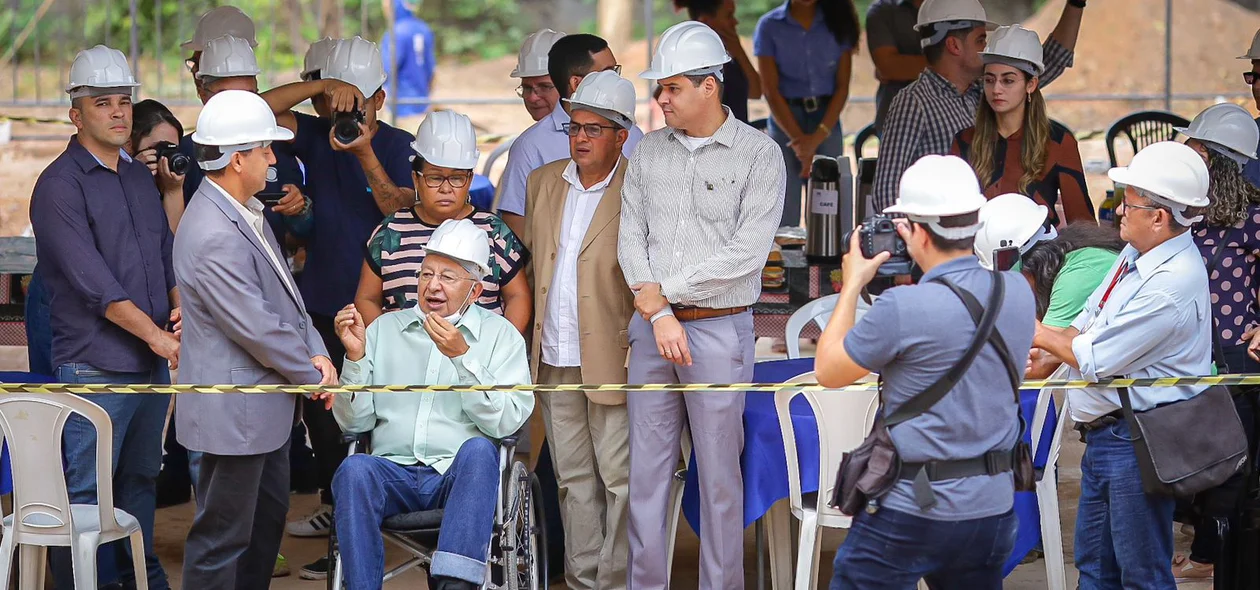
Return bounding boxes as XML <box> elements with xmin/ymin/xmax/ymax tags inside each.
<box><xmin>329</xmin><ymin>119</ymin><xmax>376</xmax><ymax>157</ymax></box>
<box><xmin>310</xmin><ymin>355</ymin><xmax>338</xmax><ymax>410</ymax></box>
<box><xmin>325</xmin><ymin>80</ymin><xmax>365</xmax><ymax>114</ymax></box>
<box><xmin>271</xmin><ymin>184</ymin><xmax>308</xmax><ymax>217</ymax></box>
<box><xmin>335</xmin><ymin>304</ymin><xmax>367</xmax><ymax>361</ymax></box>
<box><xmin>170</xmin><ymin>307</ymin><xmax>182</xmax><ymax>340</ymax></box>
<box><xmin>652</xmin><ymin>316</ymin><xmax>692</xmax><ymax>366</ymax></box>
<box><xmin>631</xmin><ymin>282</ymin><xmax>669</xmax><ymax>320</ymax></box>
<box><xmin>1026</xmin><ymin>347</ymin><xmax>1063</xmax><ymax>380</ymax></box>
<box><xmin>150</xmin><ymin>330</ymin><xmax>180</xmax><ymax>370</ymax></box>
<box><xmin>423</xmin><ymin>312</ymin><xmax>470</xmax><ymax>359</ymax></box>
<box><xmin>840</xmin><ymin>225</ymin><xmax>892</xmax><ymax>291</ymax></box>
<box><xmin>137</xmin><ymin>148</ymin><xmax>186</xmax><ymax>194</ymax></box>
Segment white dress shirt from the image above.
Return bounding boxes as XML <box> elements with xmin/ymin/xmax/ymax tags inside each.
<box><xmin>540</xmin><ymin>160</ymin><xmax>618</xmax><ymax>367</ymax></box>
<box><xmin>1066</xmin><ymin>230</ymin><xmax>1212</xmax><ymax>422</ymax></box>
<box><xmin>205</xmin><ymin>178</ymin><xmax>298</xmax><ymax>300</ymax></box>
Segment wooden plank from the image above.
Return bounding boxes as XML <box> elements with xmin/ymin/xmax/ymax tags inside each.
<box><xmin>0</xmin><ymin>237</ymin><xmax>37</xmax><ymax>275</ymax></box>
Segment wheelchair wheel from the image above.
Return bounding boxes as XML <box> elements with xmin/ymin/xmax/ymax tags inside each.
<box><xmin>502</xmin><ymin>462</ymin><xmax>549</xmax><ymax>590</ymax></box>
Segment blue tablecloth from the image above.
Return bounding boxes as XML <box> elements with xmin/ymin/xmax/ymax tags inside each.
<box><xmin>0</xmin><ymin>372</ymin><xmax>56</xmax><ymax>496</ymax></box>
<box><xmin>680</xmin><ymin>358</ymin><xmax>1056</xmax><ymax>577</ymax></box>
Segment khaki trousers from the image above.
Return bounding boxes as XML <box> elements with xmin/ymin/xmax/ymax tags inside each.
<box><xmin>538</xmin><ymin>363</ymin><xmax>631</xmax><ymax>590</ymax></box>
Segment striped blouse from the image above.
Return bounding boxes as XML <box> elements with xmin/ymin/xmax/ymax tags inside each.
<box><xmin>365</xmin><ymin>208</ymin><xmax>530</xmax><ymax>314</ymax></box>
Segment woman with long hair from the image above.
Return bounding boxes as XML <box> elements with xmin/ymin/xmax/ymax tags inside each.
<box><xmin>673</xmin><ymin>0</ymin><xmax>761</xmax><ymax>123</ymax></box>
<box><xmin>128</xmin><ymin>99</ymin><xmax>187</xmax><ymax>230</ymax></box>
<box><xmin>1169</xmin><ymin>101</ymin><xmax>1260</xmax><ymax>581</ymax></box>
<box><xmin>754</xmin><ymin>0</ymin><xmax>858</xmax><ymax>227</ymax></box>
<box><xmin>951</xmin><ymin>25</ymin><xmax>1092</xmax><ymax>228</ymax></box>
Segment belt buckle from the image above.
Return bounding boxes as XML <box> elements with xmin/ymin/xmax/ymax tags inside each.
<box><xmin>803</xmin><ymin>96</ymin><xmax>820</xmax><ymax>113</ymax></box>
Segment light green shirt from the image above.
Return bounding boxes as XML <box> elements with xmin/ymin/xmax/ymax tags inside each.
<box><xmin>334</xmin><ymin>304</ymin><xmax>534</xmax><ymax>474</ymax></box>
<box><xmin>1043</xmin><ymin>247</ymin><xmax>1120</xmax><ymax>329</ymax></box>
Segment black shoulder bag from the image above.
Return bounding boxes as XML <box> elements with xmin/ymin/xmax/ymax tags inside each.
<box><xmin>830</xmin><ymin>270</ymin><xmax>1033</xmax><ymax>515</ymax></box>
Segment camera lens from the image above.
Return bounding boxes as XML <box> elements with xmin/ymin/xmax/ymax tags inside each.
<box><xmin>333</xmin><ymin>112</ymin><xmax>362</xmax><ymax>145</ymax></box>
<box><xmin>165</xmin><ymin>152</ymin><xmax>191</xmax><ymax>176</ymax></box>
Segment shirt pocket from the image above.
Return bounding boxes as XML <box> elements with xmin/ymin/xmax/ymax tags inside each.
<box><xmin>696</xmin><ymin>174</ymin><xmax>744</xmax><ymax>225</ymax></box>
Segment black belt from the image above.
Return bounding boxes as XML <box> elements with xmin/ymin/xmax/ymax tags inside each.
<box><xmin>899</xmin><ymin>450</ymin><xmax>1014</xmax><ymax>510</ymax></box>
<box><xmin>1073</xmin><ymin>409</ymin><xmax>1124</xmax><ymax>442</ymax></box>
<box><xmin>786</xmin><ymin>95</ymin><xmax>832</xmax><ymax>113</ymax></box>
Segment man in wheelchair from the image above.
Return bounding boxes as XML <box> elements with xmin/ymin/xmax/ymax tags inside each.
<box><xmin>330</xmin><ymin>218</ymin><xmax>534</xmax><ymax>590</ymax></box>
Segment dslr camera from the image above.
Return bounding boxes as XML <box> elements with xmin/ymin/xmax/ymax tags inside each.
<box><xmin>843</xmin><ymin>214</ymin><xmax>914</xmax><ymax>277</ymax></box>
<box><xmin>151</xmin><ymin>141</ymin><xmax>191</xmax><ymax>176</ymax></box>
<box><xmin>333</xmin><ymin>100</ymin><xmax>366</xmax><ymax>145</ymax></box>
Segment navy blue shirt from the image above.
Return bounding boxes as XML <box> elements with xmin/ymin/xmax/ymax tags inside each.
<box><xmin>30</xmin><ymin>136</ymin><xmax>175</xmax><ymax>372</ymax></box>
<box><xmin>723</xmin><ymin>62</ymin><xmax>751</xmax><ymax>124</ymax></box>
<box><xmin>179</xmin><ymin>133</ymin><xmax>307</xmax><ymax>239</ymax></box>
<box><xmin>754</xmin><ymin>1</ymin><xmax>852</xmax><ymax>99</ymax></box>
<box><xmin>292</xmin><ymin>112</ymin><xmax>416</xmax><ymax>317</ymax></box>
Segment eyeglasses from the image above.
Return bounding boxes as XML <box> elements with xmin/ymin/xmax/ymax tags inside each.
<box><xmin>417</xmin><ymin>173</ymin><xmax>471</xmax><ymax>188</ymax></box>
<box><xmin>418</xmin><ymin>269</ymin><xmax>476</xmax><ymax>286</ymax></box>
<box><xmin>563</xmin><ymin>122</ymin><xmax>620</xmax><ymax>138</ymax></box>
<box><xmin>516</xmin><ymin>83</ymin><xmax>556</xmax><ymax>98</ymax></box>
<box><xmin>1118</xmin><ymin>199</ymin><xmax>1162</xmax><ymax>213</ymax></box>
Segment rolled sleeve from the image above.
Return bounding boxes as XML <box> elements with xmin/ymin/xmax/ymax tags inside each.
<box><xmin>842</xmin><ymin>291</ymin><xmax>902</xmax><ymax>372</ymax></box>
<box><xmin>1070</xmin><ymin>289</ymin><xmax>1183</xmax><ymax>381</ymax></box>
<box><xmin>1038</xmin><ymin>39</ymin><xmax>1075</xmax><ymax>88</ymax></box>
<box><xmin>30</xmin><ymin>176</ymin><xmax>132</xmax><ymax>316</ymax></box>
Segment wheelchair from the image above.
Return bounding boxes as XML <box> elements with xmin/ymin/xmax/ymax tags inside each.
<box><xmin>327</xmin><ymin>432</ymin><xmax>549</xmax><ymax>590</ymax></box>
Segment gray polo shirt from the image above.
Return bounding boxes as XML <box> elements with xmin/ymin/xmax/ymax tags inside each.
<box><xmin>843</xmin><ymin>256</ymin><xmax>1036</xmax><ymax>520</ymax></box>
<box><xmin>866</xmin><ymin>0</ymin><xmax>922</xmax><ymax>135</ymax></box>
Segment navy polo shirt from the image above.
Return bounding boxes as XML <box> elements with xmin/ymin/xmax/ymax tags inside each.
<box><xmin>291</xmin><ymin>112</ymin><xmax>415</xmax><ymax>317</ymax></box>
<box><xmin>29</xmin><ymin>136</ymin><xmax>175</xmax><ymax>373</ymax></box>
<box><xmin>179</xmin><ymin>133</ymin><xmax>306</xmax><ymax>239</ymax></box>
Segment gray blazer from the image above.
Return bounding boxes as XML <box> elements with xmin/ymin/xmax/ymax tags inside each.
<box><xmin>173</xmin><ymin>180</ymin><xmax>328</xmax><ymax>456</ymax></box>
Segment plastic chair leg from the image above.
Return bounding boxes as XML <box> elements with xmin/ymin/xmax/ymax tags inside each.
<box><xmin>791</xmin><ymin>511</ymin><xmax>819</xmax><ymax>590</ymax></box>
<box><xmin>331</xmin><ymin>553</ymin><xmax>344</xmax><ymax>590</ymax></box>
<box><xmin>762</xmin><ymin>501</ymin><xmax>793</xmax><ymax>590</ymax></box>
<box><xmin>0</xmin><ymin>532</ymin><xmax>15</xmax><ymax>590</ymax></box>
<box><xmin>71</xmin><ymin>537</ymin><xmax>99</xmax><ymax>590</ymax></box>
<box><xmin>16</xmin><ymin>544</ymin><xmax>44</xmax><ymax>590</ymax></box>
<box><xmin>128</xmin><ymin>531</ymin><xmax>149</xmax><ymax>590</ymax></box>
<box><xmin>1037</xmin><ymin>477</ymin><xmax>1067</xmax><ymax>590</ymax></box>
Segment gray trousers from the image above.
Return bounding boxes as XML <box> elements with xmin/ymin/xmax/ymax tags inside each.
<box><xmin>626</xmin><ymin>312</ymin><xmax>754</xmax><ymax>590</ymax></box>
<box><xmin>538</xmin><ymin>363</ymin><xmax>631</xmax><ymax>590</ymax></box>
<box><xmin>182</xmin><ymin>441</ymin><xmax>290</xmax><ymax>590</ymax></box>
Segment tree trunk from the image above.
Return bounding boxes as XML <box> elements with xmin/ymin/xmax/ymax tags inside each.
<box><xmin>597</xmin><ymin>0</ymin><xmax>634</xmax><ymax>56</ymax></box>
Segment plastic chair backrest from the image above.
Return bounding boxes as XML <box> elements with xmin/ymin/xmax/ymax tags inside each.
<box><xmin>785</xmin><ymin>294</ymin><xmax>871</xmax><ymax>359</ymax></box>
<box><xmin>1104</xmin><ymin>110</ymin><xmax>1190</xmax><ymax>168</ymax></box>
<box><xmin>854</xmin><ymin>123</ymin><xmax>878</xmax><ymax>162</ymax></box>
<box><xmin>0</xmin><ymin>394</ymin><xmax>121</xmax><ymax>544</ymax></box>
<box><xmin>774</xmin><ymin>372</ymin><xmax>880</xmax><ymax>526</ymax></box>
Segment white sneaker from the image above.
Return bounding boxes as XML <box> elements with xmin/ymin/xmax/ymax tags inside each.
<box><xmin>286</xmin><ymin>504</ymin><xmax>333</xmax><ymax>537</ymax></box>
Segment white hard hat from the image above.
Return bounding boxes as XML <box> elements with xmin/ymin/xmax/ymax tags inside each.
<box><xmin>323</xmin><ymin>36</ymin><xmax>388</xmax><ymax>99</ymax></box>
<box><xmin>411</xmin><ymin>111</ymin><xmax>481</xmax><ymax>170</ymax></box>
<box><xmin>424</xmin><ymin>218</ymin><xmax>492</xmax><ymax>279</ymax></box>
<box><xmin>1108</xmin><ymin>141</ymin><xmax>1210</xmax><ymax>225</ymax></box>
<box><xmin>1239</xmin><ymin>28</ymin><xmax>1260</xmax><ymax>60</ymax></box>
<box><xmin>302</xmin><ymin>37</ymin><xmax>338</xmax><ymax>80</ymax></box>
<box><xmin>915</xmin><ymin>0</ymin><xmax>995</xmax><ymax>48</ymax></box>
<box><xmin>640</xmin><ymin>21</ymin><xmax>731</xmax><ymax>81</ymax></box>
<box><xmin>980</xmin><ymin>25</ymin><xmax>1044</xmax><ymax>76</ymax></box>
<box><xmin>886</xmin><ymin>155</ymin><xmax>987</xmax><ymax>238</ymax></box>
<box><xmin>196</xmin><ymin>35</ymin><xmax>261</xmax><ymax>80</ymax></box>
<box><xmin>65</xmin><ymin>45</ymin><xmax>140</xmax><ymax>97</ymax></box>
<box><xmin>510</xmin><ymin>29</ymin><xmax>567</xmax><ymax>78</ymax></box>
<box><xmin>1175</xmin><ymin>102</ymin><xmax>1259</xmax><ymax>163</ymax></box>
<box><xmin>974</xmin><ymin>194</ymin><xmax>1053</xmax><ymax>270</ymax></box>
<box><xmin>182</xmin><ymin>6</ymin><xmax>258</xmax><ymax>52</ymax></box>
<box><xmin>191</xmin><ymin>90</ymin><xmax>294</xmax><ymax>170</ymax></box>
<box><xmin>564</xmin><ymin>70</ymin><xmax>637</xmax><ymax>129</ymax></box>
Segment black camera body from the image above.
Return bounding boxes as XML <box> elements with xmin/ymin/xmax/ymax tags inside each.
<box><xmin>333</xmin><ymin>109</ymin><xmax>366</xmax><ymax>145</ymax></box>
<box><xmin>843</xmin><ymin>214</ymin><xmax>915</xmax><ymax>276</ymax></box>
<box><xmin>151</xmin><ymin>141</ymin><xmax>191</xmax><ymax>176</ymax></box>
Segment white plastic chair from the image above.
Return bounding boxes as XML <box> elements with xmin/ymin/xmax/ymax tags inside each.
<box><xmin>773</xmin><ymin>371</ymin><xmax>879</xmax><ymax>588</ymax></box>
<box><xmin>0</xmin><ymin>394</ymin><xmax>148</xmax><ymax>590</ymax></box>
<box><xmin>1030</xmin><ymin>365</ymin><xmax>1072</xmax><ymax>590</ymax></box>
<box><xmin>785</xmin><ymin>294</ymin><xmax>871</xmax><ymax>359</ymax></box>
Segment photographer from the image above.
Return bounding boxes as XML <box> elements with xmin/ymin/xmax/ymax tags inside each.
<box><xmin>259</xmin><ymin>36</ymin><xmax>417</xmax><ymax>578</ymax></box>
<box><xmin>128</xmin><ymin>99</ymin><xmax>188</xmax><ymax>231</ymax></box>
<box><xmin>815</xmin><ymin>154</ymin><xmax>1036</xmax><ymax>588</ymax></box>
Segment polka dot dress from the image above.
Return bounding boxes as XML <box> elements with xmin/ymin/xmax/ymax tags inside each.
<box><xmin>1194</xmin><ymin>205</ymin><xmax>1260</xmax><ymax>346</ymax></box>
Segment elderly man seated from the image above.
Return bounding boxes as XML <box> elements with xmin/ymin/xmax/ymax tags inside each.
<box><xmin>330</xmin><ymin>218</ymin><xmax>534</xmax><ymax>590</ymax></box>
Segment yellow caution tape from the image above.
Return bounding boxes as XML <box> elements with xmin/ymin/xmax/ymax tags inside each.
<box><xmin>0</xmin><ymin>374</ymin><xmax>1255</xmax><ymax>394</ymax></box>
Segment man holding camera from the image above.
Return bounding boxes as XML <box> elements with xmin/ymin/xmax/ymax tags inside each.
<box><xmin>814</xmin><ymin>154</ymin><xmax>1036</xmax><ymax>588</ymax></box>
<box><xmin>260</xmin><ymin>35</ymin><xmax>417</xmax><ymax>579</ymax></box>
<box><xmin>618</xmin><ymin>21</ymin><xmax>784</xmax><ymax>589</ymax></box>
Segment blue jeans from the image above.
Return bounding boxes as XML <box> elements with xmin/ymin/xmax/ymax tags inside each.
<box><xmin>50</xmin><ymin>362</ymin><xmax>171</xmax><ymax>590</ymax></box>
<box><xmin>24</xmin><ymin>268</ymin><xmax>53</xmax><ymax>377</ymax></box>
<box><xmin>829</xmin><ymin>507</ymin><xmax>1017</xmax><ymax>590</ymax></box>
<box><xmin>1075</xmin><ymin>418</ymin><xmax>1176</xmax><ymax>589</ymax></box>
<box><xmin>333</xmin><ymin>437</ymin><xmax>500</xmax><ymax>589</ymax></box>
<box><xmin>767</xmin><ymin>105</ymin><xmax>845</xmax><ymax>228</ymax></box>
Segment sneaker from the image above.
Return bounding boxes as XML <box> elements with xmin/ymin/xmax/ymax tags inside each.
<box><xmin>273</xmin><ymin>554</ymin><xmax>291</xmax><ymax>578</ymax></box>
<box><xmin>1171</xmin><ymin>554</ymin><xmax>1214</xmax><ymax>580</ymax></box>
<box><xmin>299</xmin><ymin>557</ymin><xmax>329</xmax><ymax>580</ymax></box>
<box><xmin>286</xmin><ymin>504</ymin><xmax>333</xmax><ymax>537</ymax></box>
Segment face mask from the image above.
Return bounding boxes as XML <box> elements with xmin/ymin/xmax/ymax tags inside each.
<box><xmin>442</xmin><ymin>287</ymin><xmax>476</xmax><ymax>325</ymax></box>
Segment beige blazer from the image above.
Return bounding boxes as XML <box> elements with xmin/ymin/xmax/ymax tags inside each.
<box><xmin>523</xmin><ymin>157</ymin><xmax>635</xmax><ymax>405</ymax></box>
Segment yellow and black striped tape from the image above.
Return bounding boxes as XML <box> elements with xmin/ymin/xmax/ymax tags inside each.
<box><xmin>0</xmin><ymin>374</ymin><xmax>1256</xmax><ymax>395</ymax></box>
